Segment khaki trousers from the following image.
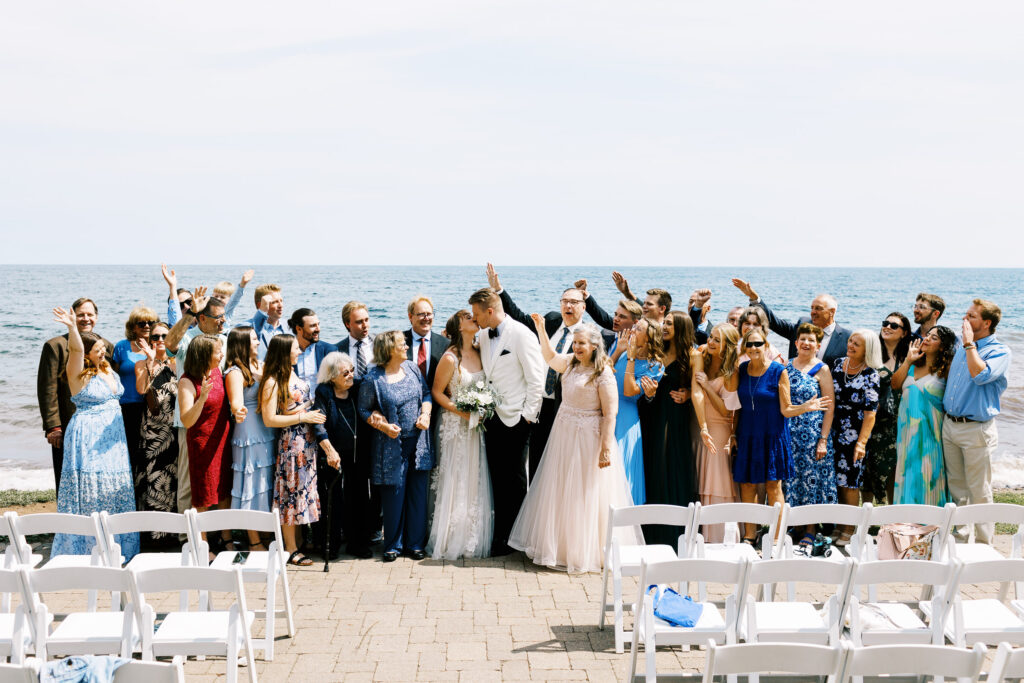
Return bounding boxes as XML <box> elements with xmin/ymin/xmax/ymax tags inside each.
<box><xmin>176</xmin><ymin>427</ymin><xmax>192</xmax><ymax>513</ymax></box>
<box><xmin>942</xmin><ymin>416</ymin><xmax>997</xmax><ymax>544</ymax></box>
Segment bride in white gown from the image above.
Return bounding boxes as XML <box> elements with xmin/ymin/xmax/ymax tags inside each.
<box><xmin>426</xmin><ymin>310</ymin><xmax>494</xmax><ymax>559</ymax></box>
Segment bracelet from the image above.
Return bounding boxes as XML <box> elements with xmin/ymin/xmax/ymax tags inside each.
<box><xmin>700</xmin><ymin>425</ymin><xmax>709</xmax><ymax>432</ymax></box>
<box><xmin>963</xmin><ymin>343</ymin><xmax>976</xmax><ymax>351</ymax></box>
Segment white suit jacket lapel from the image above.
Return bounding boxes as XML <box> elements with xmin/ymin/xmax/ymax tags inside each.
<box><xmin>478</xmin><ymin>330</ymin><xmax>493</xmax><ymax>377</ymax></box>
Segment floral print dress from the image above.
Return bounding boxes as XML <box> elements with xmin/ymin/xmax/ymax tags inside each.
<box><xmin>830</xmin><ymin>358</ymin><xmax>880</xmax><ymax>489</ymax></box>
<box><xmin>783</xmin><ymin>361</ymin><xmax>836</xmax><ymax>506</ymax></box>
<box><xmin>274</xmin><ymin>375</ymin><xmax>320</xmax><ymax>525</ymax></box>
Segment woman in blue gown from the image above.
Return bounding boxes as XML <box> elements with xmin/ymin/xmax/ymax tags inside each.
<box><xmin>50</xmin><ymin>307</ymin><xmax>139</xmax><ymax>560</ymax></box>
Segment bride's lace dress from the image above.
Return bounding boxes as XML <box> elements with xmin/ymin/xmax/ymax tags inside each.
<box><xmin>427</xmin><ymin>362</ymin><xmax>494</xmax><ymax>559</ymax></box>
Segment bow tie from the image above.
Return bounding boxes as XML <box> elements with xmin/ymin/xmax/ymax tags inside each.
<box><xmin>488</xmin><ymin>327</ymin><xmax>500</xmax><ymax>339</ymax></box>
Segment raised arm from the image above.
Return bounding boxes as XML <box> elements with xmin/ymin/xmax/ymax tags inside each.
<box><xmin>162</xmin><ymin>264</ymin><xmax>181</xmax><ymax>326</ymax></box>
<box><xmin>579</xmin><ymin>282</ymin><xmax>614</xmax><ymax>331</ymax></box>
<box><xmin>166</xmin><ymin>286</ymin><xmax>208</xmax><ymax>353</ymax></box>
<box><xmin>891</xmin><ymin>339</ymin><xmax>923</xmax><ymax>392</ymax></box>
<box><xmin>530</xmin><ymin>313</ymin><xmax>569</xmax><ymax>373</ymax></box>
<box><xmin>134</xmin><ymin>338</ymin><xmax>158</xmax><ymax>396</ymax></box>
<box><xmin>178</xmin><ymin>375</ymin><xmax>211</xmax><ymax>429</ymax></box>
<box><xmin>52</xmin><ymin>308</ymin><xmax>85</xmax><ymax>395</ymax></box>
<box><xmin>612</xmin><ymin>271</ymin><xmax>639</xmax><ymax>303</ymax></box>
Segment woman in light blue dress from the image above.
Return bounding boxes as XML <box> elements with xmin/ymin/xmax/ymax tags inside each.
<box><xmin>50</xmin><ymin>307</ymin><xmax>139</xmax><ymax>560</ymax></box>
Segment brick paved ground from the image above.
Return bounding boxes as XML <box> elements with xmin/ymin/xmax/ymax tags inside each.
<box><xmin>5</xmin><ymin>535</ymin><xmax>1014</xmax><ymax>682</ymax></box>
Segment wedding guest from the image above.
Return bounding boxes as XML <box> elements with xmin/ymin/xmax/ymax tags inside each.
<box><xmin>427</xmin><ymin>311</ymin><xmax>493</xmax><ymax>560</ymax></box>
<box><xmin>404</xmin><ymin>296</ymin><xmax>447</xmax><ymax>391</ymax></box>
<box><xmin>912</xmin><ymin>292</ymin><xmax>946</xmax><ymax>341</ymax></box>
<box><xmin>609</xmin><ymin>317</ymin><xmax>665</xmax><ymax>506</ymax></box>
<box><xmin>313</xmin><ymin>352</ymin><xmax>374</xmax><ymax>559</ymax></box>
<box><xmin>577</xmin><ymin>279</ymin><xmax>643</xmax><ymax>351</ymax></box>
<box><xmin>133</xmin><ymin>322</ymin><xmax>179</xmax><ymax>533</ymax></box>
<box><xmin>892</xmin><ymin>327</ymin><xmax>957</xmax><ymax>506</ymax></box>
<box><xmin>641</xmin><ymin>312</ymin><xmax>715</xmax><ymax>546</ymax></box>
<box><xmin>224</xmin><ymin>327</ymin><xmax>276</xmax><ymax>546</ymax></box>
<box><xmin>178</xmin><ymin>336</ymin><xmax>233</xmax><ymax>546</ymax></box>
<box><xmin>943</xmin><ymin>299</ymin><xmax>1011</xmax><ymax>543</ymax></box>
<box><xmin>732</xmin><ymin>278</ymin><xmax>851</xmax><ymax>367</ymax></box>
<box><xmin>358</xmin><ymin>331</ymin><xmax>434</xmax><ymax>562</ymax></box>
<box><xmin>246</xmin><ymin>283</ymin><xmax>285</xmax><ymax>360</ymax></box>
<box><xmin>862</xmin><ymin>312</ymin><xmax>912</xmax><ymax>505</ymax></box>
<box><xmin>166</xmin><ymin>289</ymin><xmax>227</xmax><ymax>513</ymax></box>
<box><xmin>693</xmin><ymin>323</ymin><xmax>741</xmax><ymax>543</ymax></box>
<box><xmin>335</xmin><ymin>301</ymin><xmax>374</xmax><ymax>380</ymax></box>
<box><xmin>162</xmin><ymin>264</ymin><xmax>251</xmax><ymax>326</ymax></box>
<box><xmin>830</xmin><ymin>329</ymin><xmax>882</xmax><ymax>545</ymax></box>
<box><xmin>486</xmin><ymin>263</ymin><xmax>587</xmax><ymax>480</ymax></box>
<box><xmin>726</xmin><ymin>307</ymin><xmax>745</xmax><ymax>328</ymax></box>
<box><xmin>49</xmin><ymin>307</ymin><xmax>138</xmax><ymax>560</ymax></box>
<box><xmin>737</xmin><ymin>306</ymin><xmax>786</xmax><ymax>365</ymax></box>
<box><xmin>37</xmin><ymin>297</ymin><xmax>114</xmax><ymax>488</ymax></box>
<box><xmin>470</xmin><ymin>287</ymin><xmax>545</xmax><ymax>557</ymax></box>
<box><xmin>783</xmin><ymin>324</ymin><xmax>837</xmax><ymax>545</ymax></box>
<box><xmin>260</xmin><ymin>334</ymin><xmax>326</xmax><ymax>566</ymax></box>
<box><xmin>510</xmin><ymin>319</ymin><xmax>636</xmax><ymax>573</ymax></box>
<box><xmin>288</xmin><ymin>307</ymin><xmax>337</xmax><ymax>395</ymax></box>
<box><xmin>732</xmin><ymin>328</ymin><xmax>827</xmax><ymax>544</ymax></box>
<box><xmin>112</xmin><ymin>305</ymin><xmax>159</xmax><ymax>500</ymax></box>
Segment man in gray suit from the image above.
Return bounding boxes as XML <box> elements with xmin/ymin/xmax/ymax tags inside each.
<box><xmin>732</xmin><ymin>278</ymin><xmax>851</xmax><ymax>368</ymax></box>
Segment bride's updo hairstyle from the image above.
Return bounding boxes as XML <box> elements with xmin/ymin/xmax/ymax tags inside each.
<box><xmin>444</xmin><ymin>310</ymin><xmax>469</xmax><ymax>362</ymax></box>
<box><xmin>567</xmin><ymin>323</ymin><xmax>610</xmax><ymax>383</ymax></box>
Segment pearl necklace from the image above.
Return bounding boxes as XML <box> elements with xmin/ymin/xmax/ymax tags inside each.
<box><xmin>844</xmin><ymin>359</ymin><xmax>866</xmax><ymax>384</ymax></box>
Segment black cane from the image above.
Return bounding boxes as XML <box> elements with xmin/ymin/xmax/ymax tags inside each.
<box><xmin>323</xmin><ymin>467</ymin><xmax>342</xmax><ymax>573</ymax></box>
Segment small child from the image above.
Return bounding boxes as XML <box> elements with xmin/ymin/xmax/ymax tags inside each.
<box><xmin>213</xmin><ymin>280</ymin><xmax>243</xmax><ymax>325</ymax></box>
<box><xmin>165</xmin><ymin>269</ymin><xmax>251</xmax><ymax>326</ymax></box>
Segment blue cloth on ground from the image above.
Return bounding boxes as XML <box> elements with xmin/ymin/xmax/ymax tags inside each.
<box><xmin>41</xmin><ymin>655</ymin><xmax>127</xmax><ymax>683</ymax></box>
<box><xmin>648</xmin><ymin>585</ymin><xmax>703</xmax><ymax>627</ymax></box>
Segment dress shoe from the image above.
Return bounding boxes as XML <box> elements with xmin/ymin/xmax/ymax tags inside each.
<box><xmin>370</xmin><ymin>531</ymin><xmax>384</xmax><ymax>545</ymax></box>
<box><xmin>382</xmin><ymin>551</ymin><xmax>399</xmax><ymax>563</ymax></box>
<box><xmin>490</xmin><ymin>543</ymin><xmax>515</xmax><ymax>557</ymax></box>
<box><xmin>407</xmin><ymin>549</ymin><xmax>426</xmax><ymax>560</ymax></box>
<box><xmin>347</xmin><ymin>545</ymin><xmax>374</xmax><ymax>559</ymax></box>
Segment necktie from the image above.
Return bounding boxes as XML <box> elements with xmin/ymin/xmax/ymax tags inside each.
<box><xmin>488</xmin><ymin>327</ymin><xmax>499</xmax><ymax>339</ymax></box>
<box><xmin>544</xmin><ymin>327</ymin><xmax>571</xmax><ymax>396</ymax></box>
<box><xmin>417</xmin><ymin>337</ymin><xmax>428</xmax><ymax>377</ymax></box>
<box><xmin>354</xmin><ymin>339</ymin><xmax>366</xmax><ymax>377</ymax></box>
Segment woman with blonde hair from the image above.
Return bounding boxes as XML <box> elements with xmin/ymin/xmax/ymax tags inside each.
<box><xmin>134</xmin><ymin>320</ymin><xmax>180</xmax><ymax>527</ymax></box>
<box><xmin>693</xmin><ymin>323</ymin><xmax>741</xmax><ymax>542</ymax></box>
<box><xmin>112</xmin><ymin>304</ymin><xmax>160</xmax><ymax>502</ymax></box>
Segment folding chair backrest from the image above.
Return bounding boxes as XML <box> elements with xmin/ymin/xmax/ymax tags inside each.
<box><xmin>641</xmin><ymin>557</ymin><xmax>750</xmax><ymax>605</ymax></box>
<box><xmin>957</xmin><ymin>559</ymin><xmax>1024</xmax><ymax>587</ymax></box>
<box><xmin>103</xmin><ymin>511</ymin><xmax>191</xmax><ymax>537</ymax></box>
<box><xmin>192</xmin><ymin>508</ymin><xmax>278</xmax><ymax>535</ymax></box>
<box><xmin>10</xmin><ymin>512</ymin><xmax>105</xmax><ymax>561</ymax></box>
<box><xmin>747</xmin><ymin>557</ymin><xmax>853</xmax><ymax>590</ymax></box>
<box><xmin>844</xmin><ymin>643</ymin><xmax>986</xmax><ymax>680</ymax></box>
<box><xmin>782</xmin><ymin>503</ymin><xmax>868</xmax><ymax>531</ymax></box>
<box><xmin>133</xmin><ymin>566</ymin><xmax>243</xmax><ymax>596</ymax></box>
<box><xmin>608</xmin><ymin>504</ymin><xmax>693</xmax><ymax>531</ymax></box>
<box><xmin>702</xmin><ymin>641</ymin><xmax>846</xmax><ymax>682</ymax></box>
<box><xmin>0</xmin><ymin>568</ymin><xmax>23</xmax><ymax>611</ymax></box>
<box><xmin>27</xmin><ymin>565</ymin><xmax>133</xmax><ymax>596</ymax></box>
<box><xmin>0</xmin><ymin>514</ymin><xmax>16</xmax><ymax>567</ymax></box>
<box><xmin>0</xmin><ymin>661</ymin><xmax>38</xmax><ymax>683</ymax></box>
<box><xmin>988</xmin><ymin>642</ymin><xmax>1024</xmax><ymax>683</ymax></box>
<box><xmin>694</xmin><ymin>502</ymin><xmax>781</xmax><ymax>528</ymax></box>
<box><xmin>952</xmin><ymin>504</ymin><xmax>1024</xmax><ymax>543</ymax></box>
<box><xmin>113</xmin><ymin>660</ymin><xmax>185</xmax><ymax>683</ymax></box>
<box><xmin>867</xmin><ymin>502</ymin><xmax>954</xmax><ymax>529</ymax></box>
<box><xmin>853</xmin><ymin>558</ymin><xmax>957</xmax><ymax>591</ymax></box>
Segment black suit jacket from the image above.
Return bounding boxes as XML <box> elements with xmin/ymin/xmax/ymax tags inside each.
<box><xmin>755</xmin><ymin>298</ymin><xmax>852</xmax><ymax>368</ymax></box>
<box><xmin>498</xmin><ymin>289</ymin><xmax>570</xmax><ymax>401</ymax></box>
<box><xmin>404</xmin><ymin>330</ymin><xmax>448</xmax><ymax>392</ymax></box>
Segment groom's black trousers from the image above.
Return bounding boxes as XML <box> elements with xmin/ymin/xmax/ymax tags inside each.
<box><xmin>485</xmin><ymin>415</ymin><xmax>532</xmax><ymax>555</ymax></box>
<box><xmin>528</xmin><ymin>397</ymin><xmax>559</xmax><ymax>482</ymax></box>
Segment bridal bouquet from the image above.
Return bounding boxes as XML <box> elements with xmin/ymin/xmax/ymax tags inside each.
<box><xmin>453</xmin><ymin>380</ymin><xmax>499</xmax><ymax>431</ymax></box>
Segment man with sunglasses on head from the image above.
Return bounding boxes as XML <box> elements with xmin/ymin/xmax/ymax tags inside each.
<box><xmin>911</xmin><ymin>292</ymin><xmax>945</xmax><ymax>342</ymax></box>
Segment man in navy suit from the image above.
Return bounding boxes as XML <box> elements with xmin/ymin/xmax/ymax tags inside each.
<box><xmin>288</xmin><ymin>308</ymin><xmax>337</xmax><ymax>395</ymax></box>
<box><xmin>732</xmin><ymin>278</ymin><xmax>851</xmax><ymax>368</ymax></box>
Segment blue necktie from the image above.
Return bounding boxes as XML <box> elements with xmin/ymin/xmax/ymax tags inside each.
<box><xmin>545</xmin><ymin>327</ymin><xmax>571</xmax><ymax>396</ymax></box>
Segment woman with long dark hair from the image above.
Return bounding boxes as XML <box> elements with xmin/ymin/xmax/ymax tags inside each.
<box><xmin>259</xmin><ymin>334</ymin><xmax>326</xmax><ymax>566</ymax></box>
<box><xmin>892</xmin><ymin>325</ymin><xmax>957</xmax><ymax>505</ymax></box>
<box><xmin>862</xmin><ymin>312</ymin><xmax>912</xmax><ymax>505</ymax></box>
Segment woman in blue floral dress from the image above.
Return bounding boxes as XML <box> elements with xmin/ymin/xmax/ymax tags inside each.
<box><xmin>830</xmin><ymin>329</ymin><xmax>882</xmax><ymax>545</ymax></box>
<box><xmin>784</xmin><ymin>324</ymin><xmax>837</xmax><ymax>546</ymax></box>
<box><xmin>259</xmin><ymin>334</ymin><xmax>326</xmax><ymax>566</ymax></box>
<box><xmin>50</xmin><ymin>307</ymin><xmax>139</xmax><ymax>560</ymax></box>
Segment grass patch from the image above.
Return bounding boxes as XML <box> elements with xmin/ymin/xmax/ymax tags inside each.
<box><xmin>994</xmin><ymin>490</ymin><xmax>1024</xmax><ymax>535</ymax></box>
<box><xmin>0</xmin><ymin>488</ymin><xmax>56</xmax><ymax>509</ymax></box>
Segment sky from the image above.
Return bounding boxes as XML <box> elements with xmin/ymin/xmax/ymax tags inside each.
<box><xmin>2</xmin><ymin>1</ymin><xmax>1023</xmax><ymax>266</ymax></box>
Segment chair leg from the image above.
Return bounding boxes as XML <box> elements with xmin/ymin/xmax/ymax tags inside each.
<box><xmin>226</xmin><ymin>639</ymin><xmax>238</xmax><ymax>683</ymax></box>
<box><xmin>598</xmin><ymin>562</ymin><xmax>610</xmax><ymax>630</ymax></box>
<box><xmin>613</xmin><ymin>572</ymin><xmax>624</xmax><ymax>654</ymax></box>
<box><xmin>645</xmin><ymin>638</ymin><xmax>656</xmax><ymax>683</ymax></box>
<box><xmin>264</xmin><ymin>574</ymin><xmax>276</xmax><ymax>661</ymax></box>
<box><xmin>279</xmin><ymin>558</ymin><xmax>296</xmax><ymax>637</ymax></box>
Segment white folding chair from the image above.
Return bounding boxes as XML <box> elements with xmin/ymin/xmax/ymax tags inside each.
<box><xmin>857</xmin><ymin>502</ymin><xmax>955</xmax><ymax>562</ymax></box>
<box><xmin>628</xmin><ymin>558</ymin><xmax>750</xmax><ymax>683</ymax></box>
<box><xmin>843</xmin><ymin>643</ymin><xmax>987</xmax><ymax>683</ymax></box>
<box><xmin>2</xmin><ymin>513</ymin><xmax>41</xmax><ymax>569</ymax></box>
<box><xmin>132</xmin><ymin>566</ymin><xmax>256</xmax><ymax>683</ymax></box>
<box><xmin>987</xmin><ymin>642</ymin><xmax>1024</xmax><ymax>683</ymax></box>
<box><xmin>776</xmin><ymin>503</ymin><xmax>869</xmax><ymax>559</ymax></box>
<box><xmin>937</xmin><ymin>559</ymin><xmax>1024</xmax><ymax>647</ymax></box>
<box><xmin>691</xmin><ymin>503</ymin><xmax>781</xmax><ymax>563</ymax></box>
<box><xmin>598</xmin><ymin>503</ymin><xmax>694</xmax><ymax>654</ymax></box>
<box><xmin>190</xmin><ymin>509</ymin><xmax>294</xmax><ymax>661</ymax></box>
<box><xmin>702</xmin><ymin>641</ymin><xmax>847</xmax><ymax>683</ymax></box>
<box><xmin>848</xmin><ymin>559</ymin><xmax>960</xmax><ymax>646</ymax></box>
<box><xmin>23</xmin><ymin>566</ymin><xmax>139</xmax><ymax>660</ymax></box>
<box><xmin>0</xmin><ymin>660</ymin><xmax>37</xmax><ymax>683</ymax></box>
<box><xmin>0</xmin><ymin>569</ymin><xmax>33</xmax><ymax>664</ymax></box>
<box><xmin>100</xmin><ymin>511</ymin><xmax>197</xmax><ymax>572</ymax></box>
<box><xmin>113</xmin><ymin>660</ymin><xmax>186</xmax><ymax>683</ymax></box>
<box><xmin>742</xmin><ymin>557</ymin><xmax>854</xmax><ymax>646</ymax></box>
<box><xmin>948</xmin><ymin>504</ymin><xmax>1024</xmax><ymax>565</ymax></box>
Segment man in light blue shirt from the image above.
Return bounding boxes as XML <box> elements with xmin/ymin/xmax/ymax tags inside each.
<box><xmin>245</xmin><ymin>283</ymin><xmax>286</xmax><ymax>360</ymax></box>
<box><xmin>942</xmin><ymin>298</ymin><xmax>1011</xmax><ymax>544</ymax></box>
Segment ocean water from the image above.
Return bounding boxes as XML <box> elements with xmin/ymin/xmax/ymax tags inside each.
<box><xmin>2</xmin><ymin>265</ymin><xmax>1022</xmax><ymax>490</ymax></box>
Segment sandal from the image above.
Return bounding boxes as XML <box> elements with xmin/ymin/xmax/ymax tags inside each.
<box><xmin>834</xmin><ymin>532</ymin><xmax>853</xmax><ymax>547</ymax></box>
<box><xmin>287</xmin><ymin>551</ymin><xmax>313</xmax><ymax>567</ymax></box>
<box><xmin>741</xmin><ymin>537</ymin><xmax>758</xmax><ymax>547</ymax></box>
<box><xmin>798</xmin><ymin>533</ymin><xmax>816</xmax><ymax>548</ymax></box>
<box><xmin>222</xmin><ymin>540</ymin><xmax>240</xmax><ymax>552</ymax></box>
<box><xmin>249</xmin><ymin>542</ymin><xmax>268</xmax><ymax>552</ymax></box>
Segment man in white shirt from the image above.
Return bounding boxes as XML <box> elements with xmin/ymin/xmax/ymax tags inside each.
<box><xmin>403</xmin><ymin>295</ymin><xmax>447</xmax><ymax>404</ymax></box>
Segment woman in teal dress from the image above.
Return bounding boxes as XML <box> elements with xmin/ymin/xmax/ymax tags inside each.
<box><xmin>892</xmin><ymin>326</ymin><xmax>957</xmax><ymax>506</ymax></box>
<box><xmin>611</xmin><ymin>318</ymin><xmax>664</xmax><ymax>506</ymax></box>
<box><xmin>49</xmin><ymin>307</ymin><xmax>139</xmax><ymax>560</ymax></box>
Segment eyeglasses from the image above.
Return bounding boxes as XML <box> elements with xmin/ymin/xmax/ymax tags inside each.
<box><xmin>204</xmin><ymin>314</ymin><xmax>226</xmax><ymax>322</ymax></box>
<box><xmin>881</xmin><ymin>321</ymin><xmax>904</xmax><ymax>330</ymax></box>
<box><xmin>150</xmin><ymin>334</ymin><xmax>168</xmax><ymax>341</ymax></box>
<box><xmin>413</xmin><ymin>312</ymin><xmax>433</xmax><ymax>318</ymax></box>
<box><xmin>560</xmin><ymin>299</ymin><xmax>584</xmax><ymax>305</ymax></box>
<box><xmin>745</xmin><ymin>340</ymin><xmax>766</xmax><ymax>348</ymax></box>
<box><xmin>135</xmin><ymin>320</ymin><xmax>155</xmax><ymax>327</ymax></box>
<box><xmin>913</xmin><ymin>303</ymin><xmax>932</xmax><ymax>311</ymax></box>
<box><xmin>179</xmin><ymin>300</ymin><xmax>193</xmax><ymax>309</ymax></box>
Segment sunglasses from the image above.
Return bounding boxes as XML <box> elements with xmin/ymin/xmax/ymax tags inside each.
<box><xmin>745</xmin><ymin>340</ymin><xmax>766</xmax><ymax>348</ymax></box>
<box><xmin>150</xmin><ymin>334</ymin><xmax>168</xmax><ymax>341</ymax></box>
<box><xmin>881</xmin><ymin>321</ymin><xmax>904</xmax><ymax>330</ymax></box>
<box><xmin>135</xmin><ymin>320</ymin><xmax>155</xmax><ymax>327</ymax></box>
<box><xmin>179</xmin><ymin>300</ymin><xmax>193</xmax><ymax>309</ymax></box>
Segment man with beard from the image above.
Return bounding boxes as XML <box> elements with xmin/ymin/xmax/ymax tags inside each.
<box><xmin>289</xmin><ymin>308</ymin><xmax>337</xmax><ymax>395</ymax></box>
<box><xmin>912</xmin><ymin>292</ymin><xmax>945</xmax><ymax>341</ymax></box>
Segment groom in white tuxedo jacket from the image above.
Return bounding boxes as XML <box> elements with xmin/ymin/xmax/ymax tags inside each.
<box><xmin>469</xmin><ymin>287</ymin><xmax>545</xmax><ymax>556</ymax></box>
